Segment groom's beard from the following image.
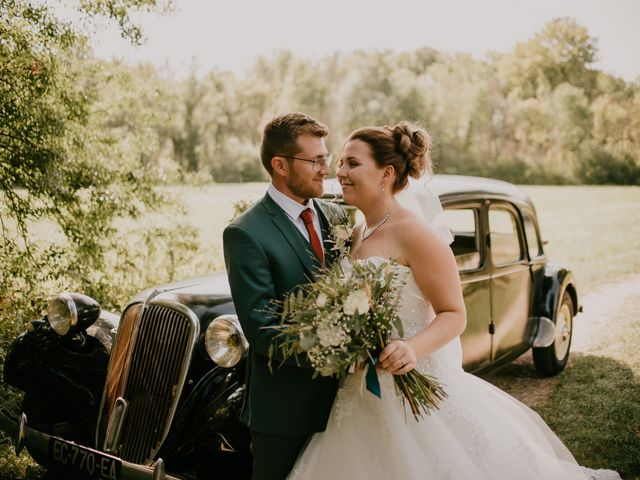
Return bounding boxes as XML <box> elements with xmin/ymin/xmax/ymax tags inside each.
<box><xmin>287</xmin><ymin>171</ymin><xmax>323</xmax><ymax>200</ymax></box>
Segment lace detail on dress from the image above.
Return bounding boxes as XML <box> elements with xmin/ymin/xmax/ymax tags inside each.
<box><xmin>330</xmin><ymin>372</ymin><xmax>359</xmax><ymax>429</ymax></box>
<box><xmin>431</xmin><ymin>459</ymin><xmax>454</xmax><ymax>480</ymax></box>
<box><xmin>513</xmin><ymin>433</ymin><xmax>541</xmax><ymax>474</ymax></box>
<box><xmin>388</xmin><ymin>263</ymin><xmax>434</xmax><ymax>338</ymax></box>
<box><xmin>438</xmin><ymin>396</ymin><xmax>492</xmax><ymax>475</ymax></box>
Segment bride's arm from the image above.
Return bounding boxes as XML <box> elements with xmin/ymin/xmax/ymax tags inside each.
<box><xmin>379</xmin><ymin>219</ymin><xmax>466</xmax><ymax>375</ymax></box>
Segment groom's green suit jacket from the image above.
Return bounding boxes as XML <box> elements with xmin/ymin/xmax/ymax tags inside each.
<box><xmin>223</xmin><ymin>193</ymin><xmax>345</xmax><ymax>435</ymax></box>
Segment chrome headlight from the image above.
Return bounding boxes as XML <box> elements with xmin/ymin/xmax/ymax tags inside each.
<box><xmin>205</xmin><ymin>315</ymin><xmax>248</xmax><ymax>368</ymax></box>
<box><xmin>47</xmin><ymin>292</ymin><xmax>101</xmax><ymax>336</ymax></box>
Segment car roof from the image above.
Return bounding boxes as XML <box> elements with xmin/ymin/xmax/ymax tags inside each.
<box><xmin>324</xmin><ymin>174</ymin><xmax>533</xmax><ymax>207</ymax></box>
<box><xmin>430</xmin><ymin>175</ymin><xmax>533</xmax><ymax>204</ymax></box>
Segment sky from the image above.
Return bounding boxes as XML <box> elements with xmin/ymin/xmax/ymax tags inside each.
<box><xmin>81</xmin><ymin>0</ymin><xmax>640</xmax><ymax>81</ymax></box>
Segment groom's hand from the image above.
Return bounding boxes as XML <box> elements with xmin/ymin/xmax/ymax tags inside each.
<box><xmin>378</xmin><ymin>339</ymin><xmax>417</xmax><ymax>375</ymax></box>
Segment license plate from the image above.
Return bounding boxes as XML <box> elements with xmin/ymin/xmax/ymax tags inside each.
<box><xmin>49</xmin><ymin>437</ymin><xmax>122</xmax><ymax>480</ymax></box>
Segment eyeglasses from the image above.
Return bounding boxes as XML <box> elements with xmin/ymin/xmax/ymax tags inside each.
<box><xmin>279</xmin><ymin>153</ymin><xmax>333</xmax><ymax>171</ymax></box>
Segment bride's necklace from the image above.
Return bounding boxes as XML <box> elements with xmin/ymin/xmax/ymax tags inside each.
<box><xmin>361</xmin><ymin>210</ymin><xmax>393</xmax><ymax>242</ymax></box>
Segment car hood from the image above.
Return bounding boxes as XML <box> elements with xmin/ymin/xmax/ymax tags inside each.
<box><xmin>131</xmin><ymin>272</ymin><xmax>232</xmax><ymax>308</ymax></box>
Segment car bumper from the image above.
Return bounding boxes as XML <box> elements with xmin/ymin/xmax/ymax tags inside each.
<box><xmin>0</xmin><ymin>410</ymin><xmax>181</xmax><ymax>480</ymax></box>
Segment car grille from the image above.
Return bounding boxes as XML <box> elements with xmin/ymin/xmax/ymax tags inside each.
<box><xmin>98</xmin><ymin>301</ymin><xmax>198</xmax><ymax>465</ymax></box>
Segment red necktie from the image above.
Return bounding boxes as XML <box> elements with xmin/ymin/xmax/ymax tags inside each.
<box><xmin>300</xmin><ymin>208</ymin><xmax>324</xmax><ymax>264</ymax></box>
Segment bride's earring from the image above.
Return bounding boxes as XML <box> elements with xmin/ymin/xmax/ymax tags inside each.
<box><xmin>381</xmin><ymin>168</ymin><xmax>392</xmax><ymax>193</ymax></box>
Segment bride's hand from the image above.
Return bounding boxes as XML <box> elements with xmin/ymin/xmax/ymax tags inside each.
<box><xmin>378</xmin><ymin>339</ymin><xmax>417</xmax><ymax>375</ymax></box>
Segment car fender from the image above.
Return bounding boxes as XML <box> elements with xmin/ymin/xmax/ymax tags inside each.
<box><xmin>3</xmin><ymin>319</ymin><xmax>110</xmax><ymax>429</ymax></box>
<box><xmin>524</xmin><ymin>263</ymin><xmax>577</xmax><ymax>349</ymax></box>
<box><xmin>540</xmin><ymin>262</ymin><xmax>578</xmax><ymax>321</ymax></box>
<box><xmin>86</xmin><ymin>309</ymin><xmax>121</xmax><ymax>354</ymax></box>
<box><xmin>158</xmin><ymin>362</ymin><xmax>250</xmax><ymax>470</ymax></box>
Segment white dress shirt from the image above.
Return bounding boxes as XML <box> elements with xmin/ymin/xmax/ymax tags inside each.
<box><xmin>267</xmin><ymin>184</ymin><xmax>324</xmax><ymax>245</ymax></box>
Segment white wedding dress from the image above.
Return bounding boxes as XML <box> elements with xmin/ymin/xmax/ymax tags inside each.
<box><xmin>288</xmin><ymin>258</ymin><xmax>621</xmax><ymax>480</ymax></box>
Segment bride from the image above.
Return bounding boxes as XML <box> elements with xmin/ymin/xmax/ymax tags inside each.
<box><xmin>287</xmin><ymin>122</ymin><xmax>620</xmax><ymax>479</ymax></box>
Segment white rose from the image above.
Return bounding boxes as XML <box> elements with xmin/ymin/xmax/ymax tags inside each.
<box><xmin>317</xmin><ymin>323</ymin><xmax>345</xmax><ymax>348</ymax></box>
<box><xmin>343</xmin><ymin>289</ymin><xmax>370</xmax><ymax>316</ymax></box>
<box><xmin>338</xmin><ymin>270</ymin><xmax>352</xmax><ymax>285</ymax></box>
<box><xmin>299</xmin><ymin>331</ymin><xmax>317</xmax><ymax>351</ymax></box>
<box><xmin>318</xmin><ymin>355</ymin><xmax>341</xmax><ymax>376</ymax></box>
<box><xmin>332</xmin><ymin>225</ymin><xmax>352</xmax><ymax>242</ymax></box>
<box><xmin>319</xmin><ymin>364</ymin><xmax>336</xmax><ymax>377</ymax></box>
<box><xmin>316</xmin><ymin>292</ymin><xmax>328</xmax><ymax>308</ymax></box>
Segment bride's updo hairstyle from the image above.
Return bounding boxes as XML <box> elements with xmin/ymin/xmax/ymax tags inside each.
<box><xmin>347</xmin><ymin>121</ymin><xmax>431</xmax><ymax>192</ymax></box>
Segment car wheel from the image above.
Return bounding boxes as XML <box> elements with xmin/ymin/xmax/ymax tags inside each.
<box><xmin>533</xmin><ymin>290</ymin><xmax>574</xmax><ymax>376</ymax></box>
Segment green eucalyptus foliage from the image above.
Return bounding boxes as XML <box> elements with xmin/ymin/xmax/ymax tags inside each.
<box><xmin>0</xmin><ymin>0</ymin><xmax>202</xmax><ymax>370</ymax></box>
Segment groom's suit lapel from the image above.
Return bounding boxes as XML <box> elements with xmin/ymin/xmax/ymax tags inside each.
<box><xmin>314</xmin><ymin>199</ymin><xmax>336</xmax><ymax>266</ymax></box>
<box><xmin>261</xmin><ymin>194</ymin><xmax>319</xmax><ymax>279</ymax></box>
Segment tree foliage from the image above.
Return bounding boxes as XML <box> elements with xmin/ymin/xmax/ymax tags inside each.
<box><xmin>103</xmin><ymin>17</ymin><xmax>637</xmax><ymax>186</ymax></box>
<box><xmin>497</xmin><ymin>17</ymin><xmax>598</xmax><ymax>99</ymax></box>
<box><xmin>0</xmin><ymin>0</ymin><xmax>206</xmax><ymax>357</ymax></box>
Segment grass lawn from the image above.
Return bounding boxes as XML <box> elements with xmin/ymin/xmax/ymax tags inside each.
<box><xmin>169</xmin><ymin>183</ymin><xmax>269</xmax><ymax>238</ymax></box>
<box><xmin>522</xmin><ymin>185</ymin><xmax>640</xmax><ymax>291</ymax></box>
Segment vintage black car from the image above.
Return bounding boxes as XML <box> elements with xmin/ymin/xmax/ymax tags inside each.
<box><xmin>0</xmin><ymin>175</ymin><xmax>578</xmax><ymax>480</ymax></box>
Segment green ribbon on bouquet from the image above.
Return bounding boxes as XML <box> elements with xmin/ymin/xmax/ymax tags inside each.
<box><xmin>365</xmin><ymin>357</ymin><xmax>381</xmax><ymax>398</ymax></box>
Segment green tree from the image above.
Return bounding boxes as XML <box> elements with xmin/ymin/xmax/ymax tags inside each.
<box><xmin>421</xmin><ymin>53</ymin><xmax>494</xmax><ymax>175</ymax></box>
<box><xmin>0</xmin><ymin>0</ymin><xmax>205</xmax><ymax>362</ymax></box>
<box><xmin>171</xmin><ymin>71</ymin><xmax>207</xmax><ymax>176</ymax></box>
<box><xmin>92</xmin><ymin>60</ymin><xmax>181</xmax><ymax>181</ymax></box>
<box><xmin>1</xmin><ymin>0</ymin><xmax>173</xmax><ymax>298</ymax></box>
<box><xmin>576</xmin><ymin>81</ymin><xmax>640</xmax><ymax>184</ymax></box>
<box><xmin>0</xmin><ymin>2</ymin><xmax>197</xmax><ymax>475</ymax></box>
<box><xmin>498</xmin><ymin>17</ymin><xmax>598</xmax><ymax>99</ymax></box>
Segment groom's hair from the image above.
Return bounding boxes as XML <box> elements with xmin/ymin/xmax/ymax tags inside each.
<box><xmin>260</xmin><ymin>112</ymin><xmax>329</xmax><ymax>175</ymax></box>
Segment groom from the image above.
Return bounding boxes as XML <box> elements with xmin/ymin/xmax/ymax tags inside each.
<box><xmin>223</xmin><ymin>112</ymin><xmax>344</xmax><ymax>479</ymax></box>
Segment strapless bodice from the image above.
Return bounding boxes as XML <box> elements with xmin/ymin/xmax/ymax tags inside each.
<box><xmin>353</xmin><ymin>256</ymin><xmax>436</xmax><ymax>337</ymax></box>
<box><xmin>351</xmin><ymin>256</ymin><xmax>464</xmax><ymax>379</ymax></box>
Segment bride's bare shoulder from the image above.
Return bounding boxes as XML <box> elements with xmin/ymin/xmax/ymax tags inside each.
<box><xmin>394</xmin><ymin>208</ymin><xmax>447</xmax><ymax>250</ymax></box>
<box><xmin>393</xmin><ymin>208</ymin><xmax>432</xmax><ymax>233</ymax></box>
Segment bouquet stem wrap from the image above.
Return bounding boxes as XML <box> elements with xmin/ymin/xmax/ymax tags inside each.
<box><xmin>365</xmin><ymin>357</ymin><xmax>381</xmax><ymax>398</ymax></box>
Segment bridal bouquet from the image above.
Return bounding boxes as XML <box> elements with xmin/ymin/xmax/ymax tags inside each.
<box><xmin>267</xmin><ymin>251</ymin><xmax>447</xmax><ymax>420</ymax></box>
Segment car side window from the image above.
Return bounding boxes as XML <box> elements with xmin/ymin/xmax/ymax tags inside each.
<box><xmin>488</xmin><ymin>207</ymin><xmax>522</xmax><ymax>265</ymax></box>
<box><xmin>442</xmin><ymin>207</ymin><xmax>481</xmax><ymax>271</ymax></box>
<box><xmin>523</xmin><ymin>213</ymin><xmax>542</xmax><ymax>259</ymax></box>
